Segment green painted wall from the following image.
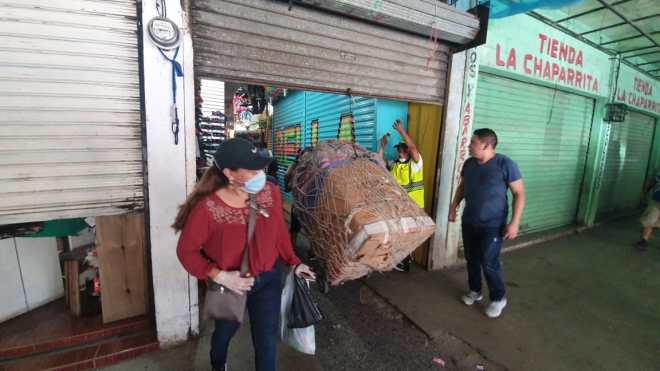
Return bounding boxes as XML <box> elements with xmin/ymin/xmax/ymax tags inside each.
<box><xmin>596</xmin><ymin>111</ymin><xmax>656</xmax><ymax>219</ymax></box>
<box><xmin>649</xmin><ymin>125</ymin><xmax>660</xmax><ymax>180</ymax></box>
<box><xmin>613</xmin><ymin>63</ymin><xmax>660</xmax><ymax>117</ymax></box>
<box><xmin>470</xmin><ymin>13</ymin><xmax>660</xmax><ymax>233</ymax></box>
<box><xmin>478</xmin><ymin>14</ymin><xmax>611</xmax><ymax>99</ymax></box>
<box><xmin>576</xmin><ymin>100</ymin><xmax>607</xmax><ymax>226</ymax></box>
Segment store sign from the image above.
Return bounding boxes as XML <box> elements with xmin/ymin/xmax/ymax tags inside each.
<box><xmin>479</xmin><ymin>14</ymin><xmax>610</xmax><ymax>97</ymax></box>
<box><xmin>454</xmin><ymin>49</ymin><xmax>479</xmax><ymax>188</ymax></box>
<box><xmin>614</xmin><ymin>63</ymin><xmax>660</xmax><ymax>116</ymax></box>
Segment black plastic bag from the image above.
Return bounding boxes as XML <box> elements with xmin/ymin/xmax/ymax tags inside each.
<box><xmin>288</xmin><ymin>275</ymin><xmax>323</xmax><ymax>328</ymax></box>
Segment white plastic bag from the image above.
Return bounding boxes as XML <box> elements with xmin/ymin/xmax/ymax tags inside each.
<box><xmin>280</xmin><ymin>270</ymin><xmax>316</xmax><ymax>355</ymax></box>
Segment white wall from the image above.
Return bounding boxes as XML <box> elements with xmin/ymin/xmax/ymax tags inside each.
<box><xmin>430</xmin><ymin>51</ymin><xmax>465</xmax><ymax>269</ymax></box>
<box><xmin>0</xmin><ymin>238</ymin><xmax>26</xmax><ymax>322</ymax></box>
<box><xmin>0</xmin><ymin>237</ymin><xmax>64</xmax><ymax>323</ymax></box>
<box><xmin>15</xmin><ymin>237</ymin><xmax>64</xmax><ymax>309</ymax></box>
<box><xmin>141</xmin><ymin>0</ymin><xmax>199</xmax><ymax>346</ymax></box>
<box><xmin>428</xmin><ymin>48</ymin><xmax>480</xmax><ymax>269</ymax></box>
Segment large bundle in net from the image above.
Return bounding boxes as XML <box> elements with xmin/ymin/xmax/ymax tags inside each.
<box><xmin>290</xmin><ymin>140</ymin><xmax>435</xmax><ymax>285</ymax></box>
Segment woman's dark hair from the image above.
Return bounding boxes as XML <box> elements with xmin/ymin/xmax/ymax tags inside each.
<box><xmin>172</xmin><ymin>166</ymin><xmax>230</xmax><ymax>231</ymax></box>
<box><xmin>473</xmin><ymin>128</ymin><xmax>498</xmax><ymax>149</ymax></box>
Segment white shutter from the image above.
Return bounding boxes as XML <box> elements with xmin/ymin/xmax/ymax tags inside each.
<box><xmin>201</xmin><ymin>79</ymin><xmax>225</xmax><ymax>116</ymax></box>
<box><xmin>0</xmin><ymin>0</ymin><xmax>143</xmax><ymax>224</ymax></box>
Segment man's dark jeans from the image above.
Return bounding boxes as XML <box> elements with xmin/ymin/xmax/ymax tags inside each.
<box><xmin>462</xmin><ymin>224</ymin><xmax>506</xmax><ymax>301</ymax></box>
<box><xmin>210</xmin><ymin>262</ymin><xmax>282</xmax><ymax>371</ymax></box>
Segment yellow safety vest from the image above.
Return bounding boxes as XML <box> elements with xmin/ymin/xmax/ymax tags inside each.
<box><xmin>390</xmin><ymin>159</ymin><xmax>424</xmax><ymax>208</ymax></box>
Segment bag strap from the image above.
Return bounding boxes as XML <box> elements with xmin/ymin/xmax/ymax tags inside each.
<box><xmin>240</xmin><ymin>193</ymin><xmax>258</xmax><ymax>276</ymax></box>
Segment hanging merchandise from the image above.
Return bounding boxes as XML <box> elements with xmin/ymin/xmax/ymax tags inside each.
<box><xmin>197</xmin><ymin>110</ymin><xmax>227</xmax><ymax>167</ymax></box>
<box><xmin>195</xmin><ymin>82</ymin><xmax>226</xmax><ymax>175</ymax></box>
<box><xmin>148</xmin><ymin>0</ymin><xmax>184</xmax><ymax>144</ymax></box>
<box><xmin>248</xmin><ymin>85</ymin><xmax>266</xmax><ymax>115</ymax></box>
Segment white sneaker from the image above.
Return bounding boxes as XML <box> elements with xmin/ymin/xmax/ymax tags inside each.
<box><xmin>461</xmin><ymin>291</ymin><xmax>483</xmax><ymax>306</ymax></box>
<box><xmin>485</xmin><ymin>298</ymin><xmax>507</xmax><ymax>318</ymax></box>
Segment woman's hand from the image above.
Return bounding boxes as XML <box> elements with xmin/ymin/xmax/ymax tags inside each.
<box><xmin>294</xmin><ymin>264</ymin><xmax>316</xmax><ymax>280</ymax></box>
<box><xmin>212</xmin><ymin>270</ymin><xmax>255</xmax><ymax>295</ymax></box>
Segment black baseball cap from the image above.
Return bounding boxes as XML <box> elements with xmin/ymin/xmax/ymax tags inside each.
<box><xmin>213</xmin><ymin>138</ymin><xmax>273</xmax><ymax>170</ymax></box>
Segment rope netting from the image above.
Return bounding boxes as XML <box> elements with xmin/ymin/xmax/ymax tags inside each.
<box><xmin>290</xmin><ymin>140</ymin><xmax>435</xmax><ymax>285</ymax></box>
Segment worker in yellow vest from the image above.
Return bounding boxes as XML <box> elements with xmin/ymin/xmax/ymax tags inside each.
<box><xmin>379</xmin><ymin>120</ymin><xmax>424</xmax><ymax>272</ymax></box>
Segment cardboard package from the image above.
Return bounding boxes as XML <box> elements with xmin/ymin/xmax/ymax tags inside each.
<box><xmin>292</xmin><ymin>141</ymin><xmax>435</xmax><ymax>285</ymax></box>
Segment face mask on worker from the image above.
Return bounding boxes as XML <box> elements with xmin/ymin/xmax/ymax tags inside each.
<box><xmin>243</xmin><ymin>170</ymin><xmax>266</xmax><ymax>194</ymax></box>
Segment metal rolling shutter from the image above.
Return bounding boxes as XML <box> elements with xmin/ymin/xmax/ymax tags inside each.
<box><xmin>273</xmin><ymin>91</ymin><xmax>305</xmax><ymax>189</ymax></box>
<box><xmin>303</xmin><ymin>94</ymin><xmax>377</xmax><ymax>151</ymax></box>
<box><xmin>191</xmin><ymin>0</ymin><xmax>450</xmax><ymax>104</ymax></box>
<box><xmin>274</xmin><ymin>91</ymin><xmax>378</xmax><ymax>192</ymax></box>
<box><xmin>200</xmin><ymin>79</ymin><xmax>225</xmax><ymax>116</ymax></box>
<box><xmin>597</xmin><ymin>112</ymin><xmax>656</xmax><ymax>219</ymax></box>
<box><xmin>473</xmin><ymin>73</ymin><xmax>594</xmax><ymax>235</ymax></box>
<box><xmin>0</xmin><ymin>1</ymin><xmax>142</xmax><ymax>225</ymax></box>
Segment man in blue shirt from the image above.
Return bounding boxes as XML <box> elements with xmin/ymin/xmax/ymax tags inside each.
<box><xmin>449</xmin><ymin>128</ymin><xmax>525</xmax><ymax>318</ymax></box>
<box><xmin>633</xmin><ymin>169</ymin><xmax>660</xmax><ymax>250</ymax></box>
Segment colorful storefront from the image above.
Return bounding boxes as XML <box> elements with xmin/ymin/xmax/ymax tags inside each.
<box><xmin>272</xmin><ymin>91</ymin><xmax>409</xmax><ymax>188</ymax></box>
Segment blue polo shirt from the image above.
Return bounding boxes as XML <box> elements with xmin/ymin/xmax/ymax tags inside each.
<box><xmin>461</xmin><ymin>154</ymin><xmax>522</xmax><ymax>227</ymax></box>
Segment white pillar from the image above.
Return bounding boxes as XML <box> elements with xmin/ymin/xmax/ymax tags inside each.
<box><xmin>140</xmin><ymin>0</ymin><xmax>199</xmax><ymax>346</ymax></box>
<box><xmin>429</xmin><ymin>48</ymin><xmax>479</xmax><ymax>269</ymax></box>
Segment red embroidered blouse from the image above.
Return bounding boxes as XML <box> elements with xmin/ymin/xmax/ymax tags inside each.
<box><xmin>176</xmin><ymin>182</ymin><xmax>300</xmax><ymax>279</ymax></box>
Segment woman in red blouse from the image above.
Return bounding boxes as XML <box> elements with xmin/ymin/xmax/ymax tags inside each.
<box><xmin>173</xmin><ymin>138</ymin><xmax>313</xmax><ymax>371</ymax></box>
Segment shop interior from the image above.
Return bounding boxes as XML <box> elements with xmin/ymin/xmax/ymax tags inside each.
<box><xmin>0</xmin><ymin>214</ymin><xmax>153</xmax><ymax>367</ymax></box>
<box><xmin>194</xmin><ymin>77</ymin><xmax>444</xmax><ymax>269</ymax></box>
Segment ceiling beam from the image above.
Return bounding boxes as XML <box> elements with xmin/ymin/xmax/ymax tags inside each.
<box><xmin>595</xmin><ymin>0</ymin><xmax>660</xmax><ymax>52</ymax></box>
<box><xmin>580</xmin><ymin>14</ymin><xmax>659</xmax><ymax>36</ymax></box>
<box><xmin>600</xmin><ymin>31</ymin><xmax>660</xmax><ymax>46</ymax></box>
<box><xmin>635</xmin><ymin>59</ymin><xmax>660</xmax><ymax>67</ymax></box>
<box><xmin>623</xmin><ymin>50</ymin><xmax>660</xmax><ymax>59</ymax></box>
<box><xmin>527</xmin><ymin>11</ymin><xmax>659</xmax><ymax>81</ymax></box>
<box><xmin>619</xmin><ymin>45</ymin><xmax>656</xmax><ymax>54</ymax></box>
<box><xmin>556</xmin><ymin>0</ymin><xmax>632</xmax><ymax>23</ymax></box>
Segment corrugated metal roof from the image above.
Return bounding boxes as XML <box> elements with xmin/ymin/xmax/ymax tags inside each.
<box><xmin>533</xmin><ymin>0</ymin><xmax>660</xmax><ymax>79</ymax></box>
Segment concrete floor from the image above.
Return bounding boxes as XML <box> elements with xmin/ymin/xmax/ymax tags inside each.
<box><xmin>366</xmin><ymin>217</ymin><xmax>660</xmax><ymax>371</ymax></box>
<box><xmin>99</xmin><ymin>281</ymin><xmax>499</xmax><ymax>371</ymax></box>
<box><xmin>99</xmin><ymin>316</ymin><xmax>321</xmax><ymax>371</ymax></box>
<box><xmin>100</xmin><ymin>217</ymin><xmax>659</xmax><ymax>371</ymax></box>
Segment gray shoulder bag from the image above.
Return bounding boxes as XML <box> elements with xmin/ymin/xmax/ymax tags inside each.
<box><xmin>203</xmin><ymin>195</ymin><xmax>257</xmax><ymax>323</ymax></box>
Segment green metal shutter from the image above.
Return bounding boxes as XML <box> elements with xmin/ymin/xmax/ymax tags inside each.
<box><xmin>597</xmin><ymin>111</ymin><xmax>656</xmax><ymax>219</ymax></box>
<box><xmin>473</xmin><ymin>73</ymin><xmax>594</xmax><ymax>234</ymax></box>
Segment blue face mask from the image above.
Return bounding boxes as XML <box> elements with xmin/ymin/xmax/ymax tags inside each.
<box><xmin>243</xmin><ymin>170</ymin><xmax>266</xmax><ymax>194</ymax></box>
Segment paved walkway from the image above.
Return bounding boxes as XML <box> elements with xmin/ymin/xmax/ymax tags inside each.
<box><xmin>101</xmin><ymin>217</ymin><xmax>659</xmax><ymax>371</ymax></box>
<box><xmin>366</xmin><ymin>217</ymin><xmax>660</xmax><ymax>371</ymax></box>
<box><xmin>100</xmin><ymin>317</ymin><xmax>321</xmax><ymax>371</ymax></box>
